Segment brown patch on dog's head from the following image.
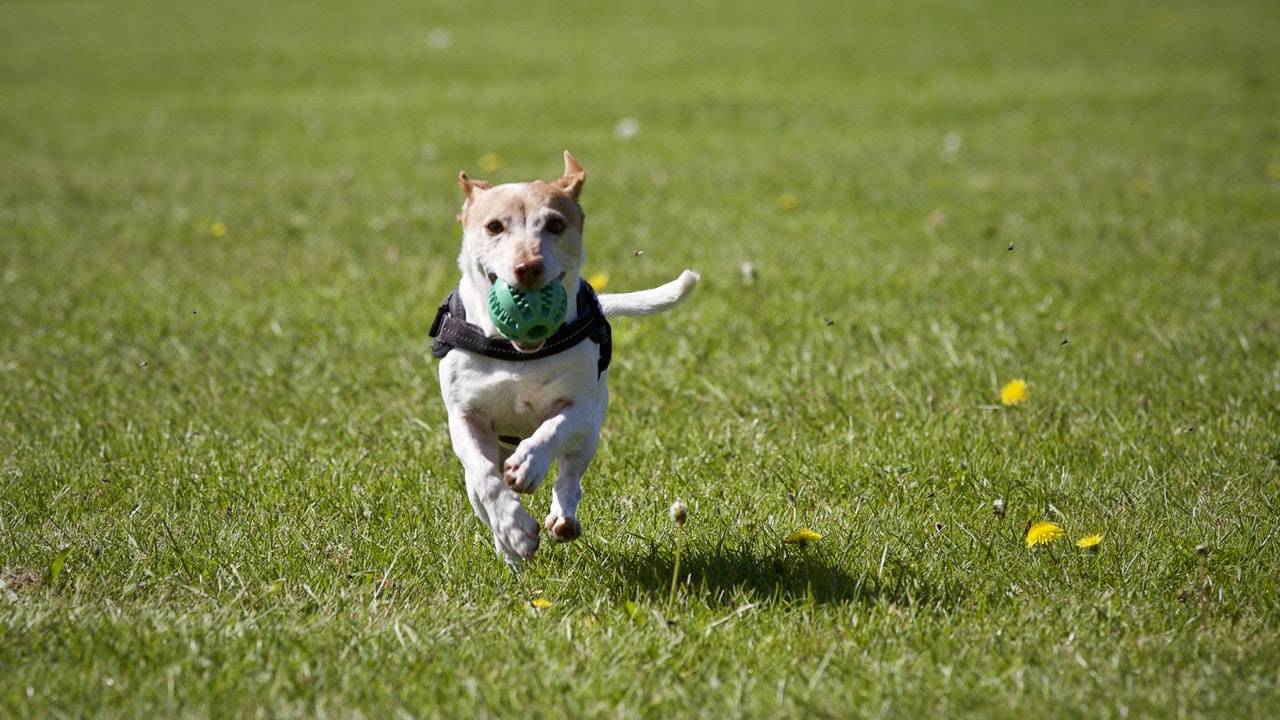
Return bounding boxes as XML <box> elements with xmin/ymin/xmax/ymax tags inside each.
<box><xmin>458</xmin><ymin>181</ymin><xmax>585</xmax><ymax>233</ymax></box>
<box><xmin>455</xmin><ymin>153</ymin><xmax>585</xmax><ymax>229</ymax></box>
<box><xmin>453</xmin><ymin>152</ymin><xmax>590</xmax><ymax>291</ymax></box>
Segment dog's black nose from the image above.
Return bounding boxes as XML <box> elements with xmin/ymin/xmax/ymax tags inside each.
<box><xmin>513</xmin><ymin>260</ymin><xmax>544</xmax><ymax>286</ymax></box>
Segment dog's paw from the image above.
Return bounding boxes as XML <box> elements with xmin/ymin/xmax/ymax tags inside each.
<box><xmin>544</xmin><ymin>512</ymin><xmax>582</xmax><ymax>543</ymax></box>
<box><xmin>503</xmin><ymin>443</ymin><xmax>552</xmax><ymax>493</ymax></box>
<box><xmin>493</xmin><ymin>506</ymin><xmax>541</xmax><ymax>565</ymax></box>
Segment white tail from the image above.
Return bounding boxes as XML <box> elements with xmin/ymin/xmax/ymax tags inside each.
<box><xmin>598</xmin><ymin>269</ymin><xmax>699</xmax><ymax>317</ymax></box>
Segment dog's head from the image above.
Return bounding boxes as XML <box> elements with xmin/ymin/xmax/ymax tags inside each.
<box><xmin>456</xmin><ymin>151</ymin><xmax>587</xmax><ymax>292</ymax></box>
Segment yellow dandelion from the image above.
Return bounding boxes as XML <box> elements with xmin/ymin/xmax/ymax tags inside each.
<box><xmin>479</xmin><ymin>153</ymin><xmax>503</xmax><ymax>173</ymax></box>
<box><xmin>586</xmin><ymin>272</ymin><xmax>609</xmax><ymax>290</ymax></box>
<box><xmin>1268</xmin><ymin>162</ymin><xmax>1280</xmax><ymax>181</ymax></box>
<box><xmin>1025</xmin><ymin>521</ymin><xmax>1065</xmax><ymax>548</ymax></box>
<box><xmin>1131</xmin><ymin>176</ymin><xmax>1152</xmax><ymax>194</ymax></box>
<box><xmin>776</xmin><ymin>194</ymin><xmax>798</xmax><ymax>211</ymax></box>
<box><xmin>784</xmin><ymin>528</ymin><xmax>823</xmax><ymax>544</ymax></box>
<box><xmin>1000</xmin><ymin>379</ymin><xmax>1027</xmax><ymax>406</ymax></box>
<box><xmin>209</xmin><ymin>222</ymin><xmax>227</xmax><ymax>238</ymax></box>
<box><xmin>529</xmin><ymin>597</ymin><xmax>552</xmax><ymax>609</ymax></box>
<box><xmin>1075</xmin><ymin>533</ymin><xmax>1102</xmax><ymax>550</ymax></box>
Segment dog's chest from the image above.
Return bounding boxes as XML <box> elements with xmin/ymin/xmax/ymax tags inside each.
<box><xmin>439</xmin><ymin>342</ymin><xmax>601</xmax><ymax>434</ymax></box>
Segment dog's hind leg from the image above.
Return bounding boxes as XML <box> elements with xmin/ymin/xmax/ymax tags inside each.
<box><xmin>447</xmin><ymin>412</ymin><xmax>540</xmax><ymax>566</ymax></box>
<box><xmin>544</xmin><ymin>436</ymin><xmax>597</xmax><ymax>543</ymax></box>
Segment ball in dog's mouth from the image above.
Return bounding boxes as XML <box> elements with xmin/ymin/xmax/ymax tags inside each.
<box><xmin>512</xmin><ymin>326</ymin><xmax>549</xmax><ymax>350</ymax></box>
<box><xmin>486</xmin><ymin>278</ymin><xmax>567</xmax><ymax>348</ymax></box>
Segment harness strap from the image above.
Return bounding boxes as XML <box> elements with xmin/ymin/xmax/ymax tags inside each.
<box><xmin>430</xmin><ymin>279</ymin><xmax>611</xmax><ymax>376</ymax></box>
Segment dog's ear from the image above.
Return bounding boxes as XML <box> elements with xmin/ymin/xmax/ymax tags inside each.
<box><xmin>458</xmin><ymin>171</ymin><xmax>491</xmax><ymax>199</ymax></box>
<box><xmin>457</xmin><ymin>171</ymin><xmax>491</xmax><ymax>223</ymax></box>
<box><xmin>552</xmin><ymin>150</ymin><xmax>586</xmax><ymax>199</ymax></box>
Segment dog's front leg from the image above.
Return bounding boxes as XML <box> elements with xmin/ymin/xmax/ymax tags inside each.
<box><xmin>447</xmin><ymin>412</ymin><xmax>540</xmax><ymax>566</ymax></box>
<box><xmin>502</xmin><ymin>401</ymin><xmax>596</xmax><ymax>494</ymax></box>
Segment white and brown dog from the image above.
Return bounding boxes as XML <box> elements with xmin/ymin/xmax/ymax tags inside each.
<box><xmin>432</xmin><ymin>151</ymin><xmax>698</xmax><ymax>566</ymax></box>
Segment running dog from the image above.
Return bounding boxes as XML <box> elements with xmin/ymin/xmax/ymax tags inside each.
<box><xmin>430</xmin><ymin>151</ymin><xmax>698</xmax><ymax>566</ymax></box>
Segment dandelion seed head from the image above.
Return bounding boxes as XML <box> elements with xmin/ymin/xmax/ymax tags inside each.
<box><xmin>940</xmin><ymin>131</ymin><xmax>962</xmax><ymax>162</ymax></box>
<box><xmin>669</xmin><ymin>500</ymin><xmax>687</xmax><ymax>526</ymax></box>
<box><xmin>614</xmin><ymin>117</ymin><xmax>641</xmax><ymax>140</ymax></box>
<box><xmin>426</xmin><ymin>28</ymin><xmax>453</xmax><ymax>50</ymax></box>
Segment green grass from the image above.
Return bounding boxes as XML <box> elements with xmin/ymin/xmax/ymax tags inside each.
<box><xmin>3</xmin><ymin>0</ymin><xmax>1280</xmax><ymax>716</ymax></box>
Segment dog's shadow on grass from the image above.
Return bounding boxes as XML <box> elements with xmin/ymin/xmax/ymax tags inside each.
<box><xmin>594</xmin><ymin>536</ymin><xmax>960</xmax><ymax>608</ymax></box>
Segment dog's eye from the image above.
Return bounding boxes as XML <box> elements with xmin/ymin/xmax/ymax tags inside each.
<box><xmin>544</xmin><ymin>217</ymin><xmax>565</xmax><ymax>235</ymax></box>
<box><xmin>485</xmin><ymin>220</ymin><xmax>504</xmax><ymax>235</ymax></box>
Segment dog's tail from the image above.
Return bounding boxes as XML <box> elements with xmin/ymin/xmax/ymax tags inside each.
<box><xmin>598</xmin><ymin>269</ymin><xmax>699</xmax><ymax>317</ymax></box>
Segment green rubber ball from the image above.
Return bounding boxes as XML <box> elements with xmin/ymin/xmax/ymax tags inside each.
<box><xmin>487</xmin><ymin>279</ymin><xmax>568</xmax><ymax>345</ymax></box>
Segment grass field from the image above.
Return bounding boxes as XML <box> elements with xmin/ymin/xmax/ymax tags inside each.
<box><xmin>3</xmin><ymin>0</ymin><xmax>1280</xmax><ymax>716</ymax></box>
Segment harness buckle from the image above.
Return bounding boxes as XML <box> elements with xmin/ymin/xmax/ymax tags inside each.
<box><xmin>428</xmin><ymin>301</ymin><xmax>449</xmax><ymax>339</ymax></box>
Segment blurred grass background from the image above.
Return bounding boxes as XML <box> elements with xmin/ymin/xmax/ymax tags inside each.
<box><xmin>2</xmin><ymin>0</ymin><xmax>1279</xmax><ymax>717</ymax></box>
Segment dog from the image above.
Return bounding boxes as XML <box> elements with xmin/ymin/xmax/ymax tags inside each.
<box><xmin>431</xmin><ymin>151</ymin><xmax>698</xmax><ymax>566</ymax></box>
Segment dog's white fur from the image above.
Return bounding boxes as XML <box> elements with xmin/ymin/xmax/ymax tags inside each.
<box><xmin>438</xmin><ymin>152</ymin><xmax>698</xmax><ymax>566</ymax></box>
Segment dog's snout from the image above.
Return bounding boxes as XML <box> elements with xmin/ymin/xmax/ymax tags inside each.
<box><xmin>513</xmin><ymin>260</ymin><xmax>545</xmax><ymax>287</ymax></box>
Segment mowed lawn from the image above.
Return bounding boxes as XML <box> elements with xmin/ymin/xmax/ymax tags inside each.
<box><xmin>2</xmin><ymin>0</ymin><xmax>1279</xmax><ymax>716</ymax></box>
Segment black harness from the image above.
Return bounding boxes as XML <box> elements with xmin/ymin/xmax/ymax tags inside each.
<box><xmin>429</xmin><ymin>279</ymin><xmax>612</xmax><ymax>377</ymax></box>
